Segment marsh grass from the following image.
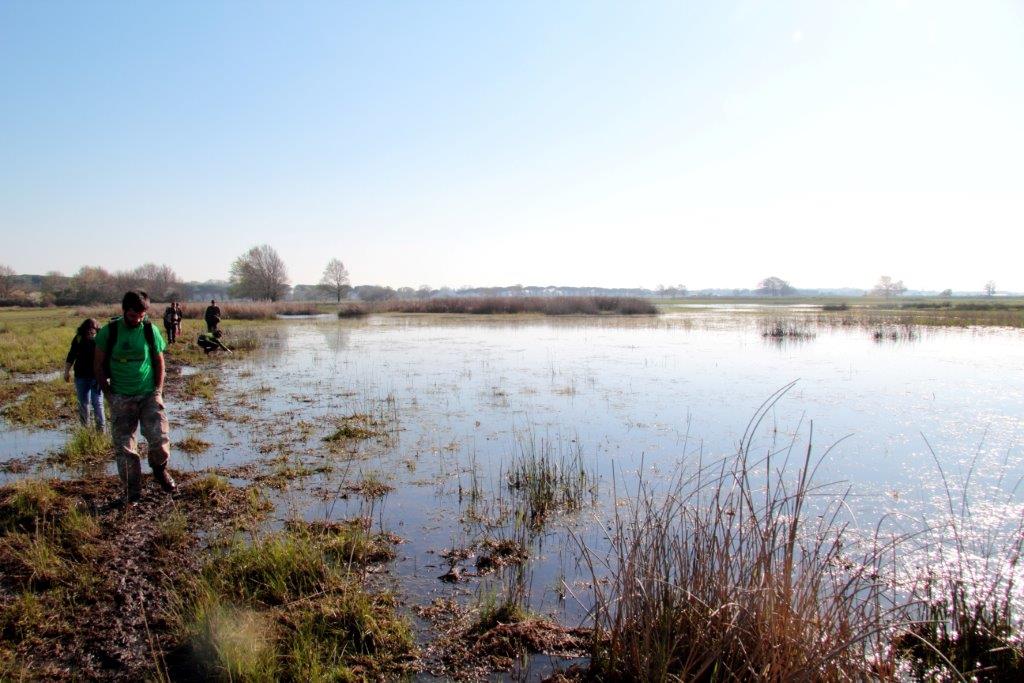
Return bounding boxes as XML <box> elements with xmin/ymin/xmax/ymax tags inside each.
<box><xmin>507</xmin><ymin>432</ymin><xmax>597</xmax><ymax>529</ymax></box>
<box><xmin>324</xmin><ymin>398</ymin><xmax>399</xmax><ymax>447</ymax></box>
<box><xmin>155</xmin><ymin>509</ymin><xmax>189</xmax><ymax>548</ymax></box>
<box><xmin>762</xmin><ymin>321</ymin><xmax>816</xmax><ymax>339</ymax></box>
<box><xmin>894</xmin><ymin>440</ymin><xmax>1024</xmax><ymax>679</ymax></box>
<box><xmin>0</xmin><ymin>309</ymin><xmax>79</xmax><ymax>374</ymax></box>
<box><xmin>372</xmin><ymin>295</ymin><xmax>657</xmax><ymax>315</ymax></box>
<box><xmin>1</xmin><ymin>379</ymin><xmax>74</xmax><ymax>428</ymax></box>
<box><xmin>61</xmin><ymin>427</ymin><xmax>111</xmax><ymax>467</ymax></box>
<box><xmin>576</xmin><ymin>386</ymin><xmax>900</xmax><ymax>681</ymax></box>
<box><xmin>175</xmin><ymin>434</ymin><xmax>211</xmax><ymax>455</ymax></box>
<box><xmin>173</xmin><ymin>524</ymin><xmax>413</xmax><ymax>679</ymax></box>
<box><xmin>183</xmin><ymin>373</ymin><xmax>219</xmax><ymax>401</ymax></box>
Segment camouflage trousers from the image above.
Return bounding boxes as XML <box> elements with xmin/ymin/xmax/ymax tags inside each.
<box><xmin>109</xmin><ymin>392</ymin><xmax>170</xmax><ymax>489</ymax></box>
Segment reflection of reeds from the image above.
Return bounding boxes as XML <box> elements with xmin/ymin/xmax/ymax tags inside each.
<box><xmin>577</xmin><ymin>385</ymin><xmax>899</xmax><ymax>680</ymax></box>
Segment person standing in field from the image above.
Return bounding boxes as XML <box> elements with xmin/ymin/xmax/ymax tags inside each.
<box><xmin>174</xmin><ymin>302</ymin><xmax>183</xmax><ymax>340</ymax></box>
<box><xmin>64</xmin><ymin>318</ymin><xmax>105</xmax><ymax>431</ymax></box>
<box><xmin>94</xmin><ymin>290</ymin><xmax>176</xmax><ymax>503</ymax></box>
<box><xmin>204</xmin><ymin>299</ymin><xmax>221</xmax><ymax>332</ymax></box>
<box><xmin>162</xmin><ymin>301</ymin><xmax>178</xmax><ymax>343</ymax></box>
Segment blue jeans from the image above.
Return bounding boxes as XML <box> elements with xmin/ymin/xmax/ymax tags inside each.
<box><xmin>74</xmin><ymin>377</ymin><xmax>105</xmax><ymax>430</ymax></box>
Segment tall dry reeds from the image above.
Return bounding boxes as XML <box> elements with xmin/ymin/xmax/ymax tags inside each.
<box><xmin>76</xmin><ymin>300</ymin><xmax>325</xmax><ymax>321</ymax></box>
<box><xmin>577</xmin><ymin>384</ymin><xmax>899</xmax><ymax>681</ymax></box>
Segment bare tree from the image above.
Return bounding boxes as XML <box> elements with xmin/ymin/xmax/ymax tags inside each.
<box><xmin>229</xmin><ymin>245</ymin><xmax>291</xmax><ymax>301</ymax></box>
<box><xmin>417</xmin><ymin>284</ymin><xmax>433</xmax><ymax>300</ymax></box>
<box><xmin>72</xmin><ymin>266</ymin><xmax>117</xmax><ymax>304</ymax></box>
<box><xmin>0</xmin><ymin>264</ymin><xmax>15</xmax><ymax>299</ymax></box>
<box><xmin>984</xmin><ymin>281</ymin><xmax>996</xmax><ymax>297</ymax></box>
<box><xmin>871</xmin><ymin>276</ymin><xmax>906</xmax><ymax>298</ymax></box>
<box><xmin>757</xmin><ymin>276</ymin><xmax>795</xmax><ymax>297</ymax></box>
<box><xmin>318</xmin><ymin>258</ymin><xmax>351</xmax><ymax>302</ymax></box>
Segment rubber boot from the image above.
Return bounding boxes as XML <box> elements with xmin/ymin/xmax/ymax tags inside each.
<box><xmin>124</xmin><ymin>457</ymin><xmax>142</xmax><ymax>503</ymax></box>
<box><xmin>152</xmin><ymin>465</ymin><xmax>177</xmax><ymax>494</ymax></box>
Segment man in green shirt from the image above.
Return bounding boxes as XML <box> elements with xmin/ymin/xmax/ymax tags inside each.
<box><xmin>94</xmin><ymin>290</ymin><xmax>176</xmax><ymax>503</ymax></box>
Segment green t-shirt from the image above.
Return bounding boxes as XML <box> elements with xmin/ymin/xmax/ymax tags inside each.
<box><xmin>95</xmin><ymin>318</ymin><xmax>167</xmax><ymax>396</ymax></box>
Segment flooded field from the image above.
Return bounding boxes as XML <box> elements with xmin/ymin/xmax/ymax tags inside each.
<box><xmin>3</xmin><ymin>308</ymin><xmax>1023</xmax><ymax>678</ymax></box>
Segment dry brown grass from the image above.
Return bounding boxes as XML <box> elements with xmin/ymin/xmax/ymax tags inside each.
<box><xmin>370</xmin><ymin>296</ymin><xmax>657</xmax><ymax>315</ymax></box>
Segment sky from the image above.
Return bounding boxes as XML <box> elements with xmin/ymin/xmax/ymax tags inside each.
<box><xmin>2</xmin><ymin>1</ymin><xmax>1023</xmax><ymax>291</ymax></box>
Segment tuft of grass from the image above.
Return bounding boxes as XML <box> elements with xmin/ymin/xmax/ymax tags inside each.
<box><xmin>180</xmin><ymin>589</ymin><xmax>280</xmax><ymax>681</ymax></box>
<box><xmin>155</xmin><ymin>509</ymin><xmax>189</xmax><ymax>548</ymax></box>
<box><xmin>1</xmin><ymin>533</ymin><xmax>66</xmax><ymax>588</ymax></box>
<box><xmin>0</xmin><ymin>479</ymin><xmax>60</xmax><ymax>532</ymax></box>
<box><xmin>191</xmin><ymin>474</ymin><xmax>232</xmax><ymax>502</ymax></box>
<box><xmin>174</xmin><ymin>524</ymin><xmax>414</xmax><ymax>679</ymax></box>
<box><xmin>577</xmin><ymin>386</ymin><xmax>898</xmax><ymax>681</ymax></box>
<box><xmin>61</xmin><ymin>427</ymin><xmax>111</xmax><ymax>466</ymax></box>
<box><xmin>183</xmin><ymin>373</ymin><xmax>219</xmax><ymax>401</ymax></box>
<box><xmin>336</xmin><ymin>303</ymin><xmax>367</xmax><ymax>318</ymax></box>
<box><xmin>175</xmin><ymin>434</ymin><xmax>211</xmax><ymax>454</ymax></box>
<box><xmin>506</xmin><ymin>432</ymin><xmax>596</xmax><ymax>529</ymax></box>
<box><xmin>290</xmin><ymin>519</ymin><xmax>399</xmax><ymax>565</ymax></box>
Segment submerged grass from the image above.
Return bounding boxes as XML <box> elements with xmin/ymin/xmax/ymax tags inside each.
<box><xmin>183</xmin><ymin>373</ymin><xmax>220</xmax><ymax>401</ymax></box>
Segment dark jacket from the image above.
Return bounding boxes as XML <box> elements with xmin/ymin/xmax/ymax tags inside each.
<box><xmin>65</xmin><ymin>335</ymin><xmax>97</xmax><ymax>379</ymax></box>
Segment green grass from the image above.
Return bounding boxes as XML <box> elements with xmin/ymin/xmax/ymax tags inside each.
<box><xmin>61</xmin><ymin>427</ymin><xmax>111</xmax><ymax>466</ymax></box>
<box><xmin>175</xmin><ymin>434</ymin><xmax>211</xmax><ymax>454</ymax></box>
<box><xmin>174</xmin><ymin>525</ymin><xmax>414</xmax><ymax>679</ymax></box>
<box><xmin>0</xmin><ymin>308</ymin><xmax>81</xmax><ymax>374</ymax></box>
<box><xmin>1</xmin><ymin>379</ymin><xmax>74</xmax><ymax>428</ymax></box>
<box><xmin>183</xmin><ymin>373</ymin><xmax>219</xmax><ymax>401</ymax></box>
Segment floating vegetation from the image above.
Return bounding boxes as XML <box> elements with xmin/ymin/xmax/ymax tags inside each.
<box><xmin>475</xmin><ymin>538</ymin><xmax>529</xmax><ymax>574</ymax></box>
<box><xmin>323</xmin><ymin>399</ymin><xmax>398</xmax><ymax>447</ymax></box>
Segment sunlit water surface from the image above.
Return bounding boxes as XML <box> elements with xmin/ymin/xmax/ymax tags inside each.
<box><xmin>3</xmin><ymin>312</ymin><xmax>1023</xmax><ymax>671</ymax></box>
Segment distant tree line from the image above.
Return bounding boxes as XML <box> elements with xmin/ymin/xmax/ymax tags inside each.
<box><xmin>0</xmin><ymin>252</ymin><xmax>1010</xmax><ymax>306</ymax></box>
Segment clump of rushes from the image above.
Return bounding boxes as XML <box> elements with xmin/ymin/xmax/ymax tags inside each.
<box><xmin>0</xmin><ymin>479</ymin><xmax>60</xmax><ymax>532</ymax></box>
<box><xmin>61</xmin><ymin>427</ymin><xmax>111</xmax><ymax>467</ymax></box>
<box><xmin>578</xmin><ymin>384</ymin><xmax>899</xmax><ymax>681</ymax></box>
<box><xmin>183</xmin><ymin>373</ymin><xmax>219</xmax><ymax>401</ymax></box>
<box><xmin>174</xmin><ymin>524</ymin><xmax>413</xmax><ymax>679</ymax></box>
<box><xmin>507</xmin><ymin>433</ymin><xmax>596</xmax><ymax>529</ymax></box>
<box><xmin>191</xmin><ymin>474</ymin><xmax>232</xmax><ymax>503</ymax></box>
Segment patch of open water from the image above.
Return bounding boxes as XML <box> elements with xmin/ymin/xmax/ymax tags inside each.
<box><xmin>3</xmin><ymin>313</ymin><xmax>1023</xmax><ymax>663</ymax></box>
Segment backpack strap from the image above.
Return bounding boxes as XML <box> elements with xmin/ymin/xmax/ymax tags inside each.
<box><xmin>143</xmin><ymin>321</ymin><xmax>157</xmax><ymax>360</ymax></box>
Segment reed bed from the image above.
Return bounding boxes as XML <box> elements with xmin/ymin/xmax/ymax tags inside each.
<box><xmin>577</xmin><ymin>385</ymin><xmax>900</xmax><ymax>681</ymax></box>
<box><xmin>75</xmin><ymin>300</ymin><xmax>325</xmax><ymax>321</ymax></box>
<box><xmin>371</xmin><ymin>296</ymin><xmax>657</xmax><ymax>315</ymax></box>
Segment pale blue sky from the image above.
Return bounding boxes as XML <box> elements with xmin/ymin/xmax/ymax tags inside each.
<box><xmin>2</xmin><ymin>1</ymin><xmax>1023</xmax><ymax>290</ymax></box>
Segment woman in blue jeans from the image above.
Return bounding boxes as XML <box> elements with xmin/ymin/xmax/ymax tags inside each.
<box><xmin>64</xmin><ymin>318</ymin><xmax>105</xmax><ymax>430</ymax></box>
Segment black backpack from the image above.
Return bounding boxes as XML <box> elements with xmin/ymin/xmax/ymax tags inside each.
<box><xmin>103</xmin><ymin>317</ymin><xmax>158</xmax><ymax>375</ymax></box>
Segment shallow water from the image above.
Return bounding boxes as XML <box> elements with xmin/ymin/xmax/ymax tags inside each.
<box><xmin>4</xmin><ymin>311</ymin><xmax>1024</xmax><ymax>660</ymax></box>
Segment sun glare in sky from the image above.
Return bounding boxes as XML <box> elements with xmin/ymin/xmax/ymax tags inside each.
<box><xmin>2</xmin><ymin>1</ymin><xmax>1022</xmax><ymax>290</ymax></box>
